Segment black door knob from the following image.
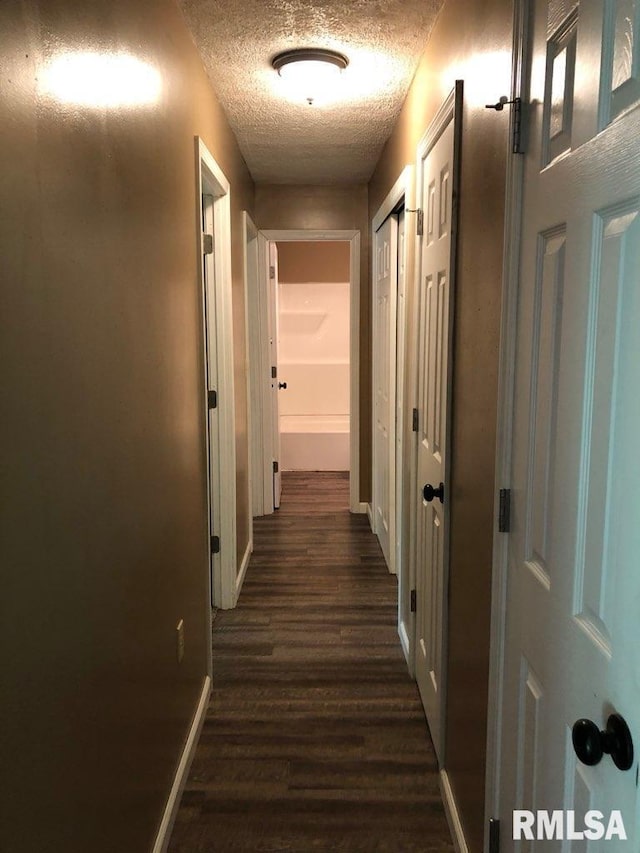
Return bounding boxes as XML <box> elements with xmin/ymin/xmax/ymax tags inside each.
<box><xmin>572</xmin><ymin>713</ymin><xmax>634</xmax><ymax>771</ymax></box>
<box><xmin>423</xmin><ymin>482</ymin><xmax>444</xmax><ymax>504</ymax></box>
<box><xmin>278</xmin><ymin>382</ymin><xmax>287</xmax><ymax>390</ymax></box>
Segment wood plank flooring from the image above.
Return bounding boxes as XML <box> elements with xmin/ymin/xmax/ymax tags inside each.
<box><xmin>169</xmin><ymin>472</ymin><xmax>454</xmax><ymax>852</ymax></box>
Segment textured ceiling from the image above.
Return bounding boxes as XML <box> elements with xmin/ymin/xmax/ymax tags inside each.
<box><xmin>177</xmin><ymin>0</ymin><xmax>444</xmax><ymax>184</ymax></box>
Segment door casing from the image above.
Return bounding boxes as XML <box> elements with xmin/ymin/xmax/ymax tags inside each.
<box><xmin>268</xmin><ymin>242</ymin><xmax>282</xmax><ymax>509</ymax></box>
<box><xmin>252</xmin><ymin>229</ymin><xmax>362</xmax><ymax>514</ymax></box>
<box><xmin>243</xmin><ymin>210</ymin><xmax>262</xmax><ymax>522</ymax></box>
<box><xmin>196</xmin><ymin>137</ymin><xmax>237</xmax><ymax>613</ymax></box>
<box><xmin>372</xmin><ymin>214</ymin><xmax>398</xmax><ymax>571</ymax></box>
<box><xmin>371</xmin><ymin>167</ymin><xmax>415</xmax><ymax>657</ymax></box>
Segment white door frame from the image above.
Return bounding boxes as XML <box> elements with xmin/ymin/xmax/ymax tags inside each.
<box><xmin>372</xmin><ymin>215</ymin><xmax>397</xmax><ymax>570</ymax></box>
<box><xmin>267</xmin><ymin>242</ymin><xmax>282</xmax><ymax>509</ymax></box>
<box><xmin>250</xmin><ymin>231</ymin><xmax>275</xmax><ymax>515</ymax></box>
<box><xmin>243</xmin><ymin>210</ymin><xmax>262</xmax><ymax>522</ymax></box>
<box><xmin>372</xmin><ymin>167</ymin><xmax>415</xmax><ymax>642</ymax></box>
<box><xmin>255</xmin><ymin>229</ymin><xmax>362</xmax><ymax>514</ymax></box>
<box><xmin>239</xmin><ymin>211</ymin><xmax>256</xmax><ymax>586</ymax></box>
<box><xmin>196</xmin><ymin>137</ymin><xmax>237</xmax><ymax>611</ymax></box>
<box><xmin>484</xmin><ymin>0</ymin><xmax>533</xmax><ymax>840</ymax></box>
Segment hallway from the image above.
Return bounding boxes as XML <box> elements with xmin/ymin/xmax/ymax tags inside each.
<box><xmin>169</xmin><ymin>472</ymin><xmax>454</xmax><ymax>852</ymax></box>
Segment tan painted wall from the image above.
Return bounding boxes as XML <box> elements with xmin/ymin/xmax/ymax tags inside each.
<box><xmin>255</xmin><ymin>185</ymin><xmax>371</xmax><ymax>499</ymax></box>
<box><xmin>0</xmin><ymin>1</ymin><xmax>253</xmax><ymax>851</ymax></box>
<box><xmin>369</xmin><ymin>0</ymin><xmax>513</xmax><ymax>848</ymax></box>
<box><xmin>277</xmin><ymin>241</ymin><xmax>351</xmax><ymax>283</ymax></box>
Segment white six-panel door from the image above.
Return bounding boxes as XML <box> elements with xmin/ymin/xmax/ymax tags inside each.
<box><xmin>498</xmin><ymin>0</ymin><xmax>640</xmax><ymax>846</ymax></box>
<box><xmin>414</xmin><ymin>85</ymin><xmax>461</xmax><ymax>765</ymax></box>
<box><xmin>373</xmin><ymin>215</ymin><xmax>398</xmax><ymax>570</ymax></box>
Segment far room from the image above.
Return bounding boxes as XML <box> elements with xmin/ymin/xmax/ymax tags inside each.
<box><xmin>276</xmin><ymin>240</ymin><xmax>351</xmax><ymax>474</ymax></box>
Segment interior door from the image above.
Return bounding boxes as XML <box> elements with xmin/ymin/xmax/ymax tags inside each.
<box><xmin>395</xmin><ymin>212</ymin><xmax>407</xmax><ymax>579</ymax></box>
<box><xmin>202</xmin><ymin>193</ymin><xmax>221</xmax><ymax>604</ymax></box>
<box><xmin>245</xmin><ymin>217</ymin><xmax>264</xmax><ymax>519</ymax></box>
<box><xmin>414</xmin><ymin>86</ymin><xmax>460</xmax><ymax>765</ymax></box>
<box><xmin>499</xmin><ymin>0</ymin><xmax>640</xmax><ymax>845</ymax></box>
<box><xmin>373</xmin><ymin>215</ymin><xmax>398</xmax><ymax>570</ymax></box>
<box><xmin>268</xmin><ymin>242</ymin><xmax>282</xmax><ymax>509</ymax></box>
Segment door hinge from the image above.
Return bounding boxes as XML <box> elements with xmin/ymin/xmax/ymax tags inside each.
<box><xmin>489</xmin><ymin>818</ymin><xmax>500</xmax><ymax>853</ymax></box>
<box><xmin>210</xmin><ymin>535</ymin><xmax>220</xmax><ymax>554</ymax></box>
<box><xmin>485</xmin><ymin>96</ymin><xmax>523</xmax><ymax>154</ymax></box>
<box><xmin>269</xmin><ymin>264</ymin><xmax>276</xmax><ymax>279</ymax></box>
<box><xmin>207</xmin><ymin>389</ymin><xmax>217</xmax><ymax>410</ymax></box>
<box><xmin>202</xmin><ymin>233</ymin><xmax>213</xmax><ymax>255</ymax></box>
<box><xmin>273</xmin><ymin>460</ymin><xmax>279</xmax><ymax>474</ymax></box>
<box><xmin>410</xmin><ymin>589</ymin><xmax>417</xmax><ymax>613</ymax></box>
<box><xmin>498</xmin><ymin>488</ymin><xmax>511</xmax><ymax>533</ymax></box>
<box><xmin>511</xmin><ymin>97</ymin><xmax>523</xmax><ymax>154</ymax></box>
<box><xmin>412</xmin><ymin>407</ymin><xmax>419</xmax><ymax>432</ymax></box>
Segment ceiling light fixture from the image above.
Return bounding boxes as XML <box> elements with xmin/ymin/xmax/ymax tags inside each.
<box><xmin>272</xmin><ymin>48</ymin><xmax>348</xmax><ymax>105</ymax></box>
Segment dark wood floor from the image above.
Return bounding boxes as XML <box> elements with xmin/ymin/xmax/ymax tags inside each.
<box><xmin>169</xmin><ymin>472</ymin><xmax>454</xmax><ymax>852</ymax></box>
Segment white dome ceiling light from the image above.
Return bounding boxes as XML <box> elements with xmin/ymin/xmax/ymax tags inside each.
<box><xmin>272</xmin><ymin>48</ymin><xmax>349</xmax><ymax>105</ymax></box>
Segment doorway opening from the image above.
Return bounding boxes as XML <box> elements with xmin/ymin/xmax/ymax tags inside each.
<box><xmin>276</xmin><ymin>240</ymin><xmax>351</xmax><ymax>482</ymax></box>
<box><xmin>248</xmin><ymin>229</ymin><xmax>361</xmax><ymax>515</ymax></box>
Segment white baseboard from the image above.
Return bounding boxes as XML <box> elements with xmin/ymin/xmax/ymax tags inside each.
<box><xmin>366</xmin><ymin>503</ymin><xmax>374</xmax><ymax>530</ymax></box>
<box><xmin>152</xmin><ymin>676</ymin><xmax>211</xmax><ymax>853</ymax></box>
<box><xmin>235</xmin><ymin>538</ymin><xmax>252</xmax><ymax>602</ymax></box>
<box><xmin>398</xmin><ymin>618</ymin><xmax>412</xmax><ymax>671</ymax></box>
<box><xmin>440</xmin><ymin>769</ymin><xmax>470</xmax><ymax>853</ymax></box>
<box><xmin>357</xmin><ymin>501</ymin><xmax>368</xmax><ymax>514</ymax></box>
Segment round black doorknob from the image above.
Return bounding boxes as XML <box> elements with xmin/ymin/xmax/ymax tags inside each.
<box><xmin>572</xmin><ymin>719</ymin><xmax>603</xmax><ymax>766</ymax></box>
<box><xmin>278</xmin><ymin>382</ymin><xmax>287</xmax><ymax>390</ymax></box>
<box><xmin>572</xmin><ymin>713</ymin><xmax>634</xmax><ymax>771</ymax></box>
<box><xmin>423</xmin><ymin>482</ymin><xmax>444</xmax><ymax>504</ymax></box>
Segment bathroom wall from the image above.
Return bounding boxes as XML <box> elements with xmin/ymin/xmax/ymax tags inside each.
<box><xmin>277</xmin><ymin>242</ymin><xmax>350</xmax><ymax>471</ymax></box>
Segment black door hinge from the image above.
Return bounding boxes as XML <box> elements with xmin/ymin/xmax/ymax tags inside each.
<box><xmin>489</xmin><ymin>818</ymin><xmax>500</xmax><ymax>853</ymax></box>
<box><xmin>511</xmin><ymin>97</ymin><xmax>523</xmax><ymax>154</ymax></box>
<box><xmin>269</xmin><ymin>264</ymin><xmax>276</xmax><ymax>279</ymax></box>
<box><xmin>498</xmin><ymin>489</ymin><xmax>511</xmax><ymax>533</ymax></box>
<box><xmin>485</xmin><ymin>96</ymin><xmax>523</xmax><ymax>154</ymax></box>
<box><xmin>410</xmin><ymin>589</ymin><xmax>417</xmax><ymax>613</ymax></box>
<box><xmin>210</xmin><ymin>535</ymin><xmax>220</xmax><ymax>554</ymax></box>
<box><xmin>273</xmin><ymin>460</ymin><xmax>279</xmax><ymax>474</ymax></box>
<box><xmin>412</xmin><ymin>407</ymin><xmax>419</xmax><ymax>432</ymax></box>
<box><xmin>207</xmin><ymin>389</ymin><xmax>217</xmax><ymax>410</ymax></box>
<box><xmin>202</xmin><ymin>233</ymin><xmax>213</xmax><ymax>255</ymax></box>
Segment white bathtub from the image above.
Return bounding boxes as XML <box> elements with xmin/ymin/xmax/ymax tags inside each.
<box><xmin>280</xmin><ymin>414</ymin><xmax>350</xmax><ymax>471</ymax></box>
